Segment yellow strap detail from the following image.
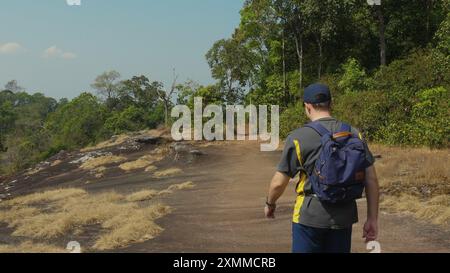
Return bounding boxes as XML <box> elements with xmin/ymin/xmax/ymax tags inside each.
<box><xmin>293</xmin><ymin>139</ymin><xmax>302</xmax><ymax>165</ymax></box>
<box><xmin>292</xmin><ymin>174</ymin><xmax>306</xmax><ymax>223</ymax></box>
<box><xmin>292</xmin><ymin>139</ymin><xmax>306</xmax><ymax>223</ymax></box>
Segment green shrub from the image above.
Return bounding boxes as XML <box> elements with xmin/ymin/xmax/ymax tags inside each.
<box><xmin>148</xmin><ymin>103</ymin><xmax>165</xmax><ymax>128</ymax></box>
<box><xmin>3</xmin><ymin>138</ymin><xmax>37</xmax><ymax>173</ymax></box>
<box><xmin>333</xmin><ymin>90</ymin><xmax>388</xmax><ymax>140</ymax></box>
<box><xmin>40</xmin><ymin>144</ymin><xmax>68</xmax><ymax>161</ymax></box>
<box><xmin>104</xmin><ymin>105</ymin><xmax>148</xmax><ymax>135</ymax></box>
<box><xmin>279</xmin><ymin>102</ymin><xmax>308</xmax><ymax>138</ymax></box>
<box><xmin>410</xmin><ymin>87</ymin><xmax>449</xmax><ymax>148</ymax></box>
<box><xmin>338</xmin><ymin>58</ymin><xmax>369</xmax><ymax>93</ymax></box>
<box><xmin>45</xmin><ymin>93</ymin><xmax>107</xmax><ymax>149</ymax></box>
<box><xmin>375</xmin><ymin>90</ymin><xmax>449</xmax><ymax>147</ymax></box>
<box><xmin>372</xmin><ymin>50</ymin><xmax>438</xmax><ymax>95</ymax></box>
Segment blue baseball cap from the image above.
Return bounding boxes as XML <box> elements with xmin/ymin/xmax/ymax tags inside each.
<box><xmin>303</xmin><ymin>83</ymin><xmax>332</xmax><ymax>104</ymax></box>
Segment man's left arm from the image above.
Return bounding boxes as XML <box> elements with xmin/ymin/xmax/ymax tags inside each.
<box><xmin>354</xmin><ymin>128</ymin><xmax>380</xmax><ymax>242</ymax></box>
<box><xmin>363</xmin><ymin>164</ymin><xmax>380</xmax><ymax>242</ymax></box>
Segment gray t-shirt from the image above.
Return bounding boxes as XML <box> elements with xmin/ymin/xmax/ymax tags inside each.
<box><xmin>277</xmin><ymin>117</ymin><xmax>375</xmax><ymax>229</ymax></box>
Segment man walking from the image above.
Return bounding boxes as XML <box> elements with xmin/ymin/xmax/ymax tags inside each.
<box><xmin>265</xmin><ymin>83</ymin><xmax>379</xmax><ymax>253</ymax></box>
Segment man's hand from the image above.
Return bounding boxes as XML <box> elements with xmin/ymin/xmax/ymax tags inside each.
<box><xmin>363</xmin><ymin>218</ymin><xmax>378</xmax><ymax>242</ymax></box>
<box><xmin>265</xmin><ymin>171</ymin><xmax>290</xmax><ymax>220</ymax></box>
<box><xmin>264</xmin><ymin>205</ymin><xmax>276</xmax><ymax>219</ymax></box>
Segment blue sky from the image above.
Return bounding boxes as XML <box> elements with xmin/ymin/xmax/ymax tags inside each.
<box><xmin>0</xmin><ymin>0</ymin><xmax>243</xmax><ymax>99</ymax></box>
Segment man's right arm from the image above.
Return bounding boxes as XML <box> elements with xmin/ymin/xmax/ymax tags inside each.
<box><xmin>265</xmin><ymin>134</ymin><xmax>300</xmax><ymax>218</ymax></box>
<box><xmin>265</xmin><ymin>171</ymin><xmax>291</xmax><ymax>218</ymax></box>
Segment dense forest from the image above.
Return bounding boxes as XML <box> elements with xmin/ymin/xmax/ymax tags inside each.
<box><xmin>1</xmin><ymin>0</ymin><xmax>449</xmax><ymax>176</ymax></box>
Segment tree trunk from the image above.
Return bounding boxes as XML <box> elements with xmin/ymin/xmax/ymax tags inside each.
<box><xmin>282</xmin><ymin>30</ymin><xmax>287</xmax><ymax>104</ymax></box>
<box><xmin>316</xmin><ymin>36</ymin><xmax>323</xmax><ymax>79</ymax></box>
<box><xmin>294</xmin><ymin>33</ymin><xmax>303</xmax><ymax>96</ymax></box>
<box><xmin>164</xmin><ymin>100</ymin><xmax>169</xmax><ymax>127</ymax></box>
<box><xmin>377</xmin><ymin>6</ymin><xmax>386</xmax><ymax>66</ymax></box>
<box><xmin>426</xmin><ymin>0</ymin><xmax>433</xmax><ymax>42</ymax></box>
<box><xmin>227</xmin><ymin>74</ymin><xmax>234</xmax><ymax>102</ymax></box>
<box><xmin>294</xmin><ymin>11</ymin><xmax>304</xmax><ymax>98</ymax></box>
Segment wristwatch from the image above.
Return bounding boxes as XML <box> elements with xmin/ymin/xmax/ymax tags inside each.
<box><xmin>265</xmin><ymin>197</ymin><xmax>276</xmax><ymax>209</ymax></box>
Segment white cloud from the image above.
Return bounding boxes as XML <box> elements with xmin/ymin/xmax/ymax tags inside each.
<box><xmin>66</xmin><ymin>0</ymin><xmax>81</xmax><ymax>6</ymax></box>
<box><xmin>61</xmin><ymin>52</ymin><xmax>77</xmax><ymax>59</ymax></box>
<box><xmin>43</xmin><ymin>46</ymin><xmax>77</xmax><ymax>59</ymax></box>
<box><xmin>0</xmin><ymin>42</ymin><xmax>24</xmax><ymax>54</ymax></box>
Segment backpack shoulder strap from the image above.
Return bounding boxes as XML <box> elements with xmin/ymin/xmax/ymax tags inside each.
<box><xmin>304</xmin><ymin>121</ymin><xmax>330</xmax><ymax>137</ymax></box>
<box><xmin>339</xmin><ymin>122</ymin><xmax>351</xmax><ymax>132</ymax></box>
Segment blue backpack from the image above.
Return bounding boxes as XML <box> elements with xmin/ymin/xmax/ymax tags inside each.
<box><xmin>305</xmin><ymin>122</ymin><xmax>368</xmax><ymax>204</ymax></box>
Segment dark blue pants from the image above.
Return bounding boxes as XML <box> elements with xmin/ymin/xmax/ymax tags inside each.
<box><xmin>292</xmin><ymin>223</ymin><xmax>352</xmax><ymax>253</ymax></box>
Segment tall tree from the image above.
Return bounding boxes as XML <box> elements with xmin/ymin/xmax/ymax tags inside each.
<box><xmin>291</xmin><ymin>0</ymin><xmax>306</xmax><ymax>92</ymax></box>
<box><xmin>4</xmin><ymin>80</ymin><xmax>24</xmax><ymax>93</ymax></box>
<box><xmin>368</xmin><ymin>1</ymin><xmax>386</xmax><ymax>66</ymax></box>
<box><xmin>300</xmin><ymin>0</ymin><xmax>345</xmax><ymax>79</ymax></box>
<box><xmin>91</xmin><ymin>70</ymin><xmax>121</xmax><ymax>100</ymax></box>
<box><xmin>206</xmin><ymin>35</ymin><xmax>254</xmax><ymax>103</ymax></box>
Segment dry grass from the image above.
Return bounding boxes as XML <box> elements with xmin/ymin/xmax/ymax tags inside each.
<box><xmin>138</xmin><ymin>127</ymin><xmax>172</xmax><ymax>138</ymax></box>
<box><xmin>372</xmin><ymin>144</ymin><xmax>450</xmax><ymax>228</ymax></box>
<box><xmin>144</xmin><ymin>165</ymin><xmax>158</xmax><ymax>173</ymax></box>
<box><xmin>0</xmin><ymin>188</ymin><xmax>170</xmax><ymax>252</ymax></box>
<box><xmin>153</xmin><ymin>168</ymin><xmax>182</xmax><ymax>178</ymax></box>
<box><xmin>382</xmin><ymin>194</ymin><xmax>450</xmax><ymax>226</ymax></box>
<box><xmin>370</xmin><ymin>144</ymin><xmax>449</xmax><ymax>197</ymax></box>
<box><xmin>126</xmin><ymin>190</ymin><xmax>160</xmax><ymax>202</ymax></box>
<box><xmin>51</xmin><ymin>160</ymin><xmax>62</xmax><ymax>167</ymax></box>
<box><xmin>81</xmin><ymin>134</ymin><xmax>129</xmax><ymax>152</ymax></box>
<box><xmin>0</xmin><ymin>180</ymin><xmax>195</xmax><ymax>252</ymax></box>
<box><xmin>119</xmin><ymin>159</ymin><xmax>151</xmax><ymax>172</ymax></box>
<box><xmin>91</xmin><ymin>166</ymin><xmax>107</xmax><ymax>179</ymax></box>
<box><xmin>3</xmin><ymin>192</ymin><xmax>132</xmax><ymax>240</ymax></box>
<box><xmin>26</xmin><ymin>167</ymin><xmax>44</xmax><ymax>176</ymax></box>
<box><xmin>80</xmin><ymin>155</ymin><xmax>127</xmax><ymax>170</ymax></box>
<box><xmin>159</xmin><ymin>182</ymin><xmax>195</xmax><ymax>196</ymax></box>
<box><xmin>93</xmin><ymin>204</ymin><xmax>170</xmax><ymax>250</ymax></box>
<box><xmin>0</xmin><ymin>206</ymin><xmax>41</xmax><ymax>227</ymax></box>
<box><xmin>127</xmin><ymin>182</ymin><xmax>195</xmax><ymax>201</ymax></box>
<box><xmin>118</xmin><ymin>154</ymin><xmax>164</xmax><ymax>172</ymax></box>
<box><xmin>168</xmin><ymin>181</ymin><xmax>195</xmax><ymax>191</ymax></box>
<box><xmin>3</xmin><ymin>188</ymin><xmax>87</xmax><ymax>206</ymax></box>
<box><xmin>196</xmin><ymin>141</ymin><xmax>228</xmax><ymax>148</ymax></box>
<box><xmin>79</xmin><ymin>127</ymin><xmax>170</xmax><ymax>153</ymax></box>
<box><xmin>0</xmin><ymin>241</ymin><xmax>65</xmax><ymax>253</ymax></box>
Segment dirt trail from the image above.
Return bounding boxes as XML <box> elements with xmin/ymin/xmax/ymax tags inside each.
<box><xmin>121</xmin><ymin>141</ymin><xmax>450</xmax><ymax>253</ymax></box>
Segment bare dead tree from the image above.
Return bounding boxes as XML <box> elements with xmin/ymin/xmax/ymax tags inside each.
<box><xmin>158</xmin><ymin>69</ymin><xmax>179</xmax><ymax>127</ymax></box>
